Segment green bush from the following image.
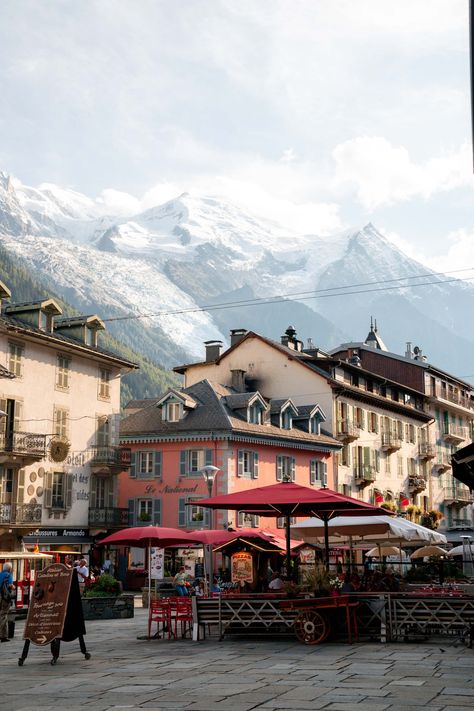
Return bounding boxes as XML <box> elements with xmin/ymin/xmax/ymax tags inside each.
<box><xmin>83</xmin><ymin>573</ymin><xmax>120</xmax><ymax>598</ymax></box>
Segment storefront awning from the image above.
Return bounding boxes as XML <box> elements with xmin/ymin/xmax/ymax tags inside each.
<box><xmin>451</xmin><ymin>442</ymin><xmax>474</xmax><ymax>490</ymax></box>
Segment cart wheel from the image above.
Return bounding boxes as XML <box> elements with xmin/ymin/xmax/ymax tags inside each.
<box><xmin>84</xmin><ymin>653</ymin><xmax>91</xmax><ymax>660</ymax></box>
<box><xmin>18</xmin><ymin>658</ymin><xmax>24</xmax><ymax>667</ymax></box>
<box><xmin>294</xmin><ymin>610</ymin><xmax>328</xmax><ymax>645</ymax></box>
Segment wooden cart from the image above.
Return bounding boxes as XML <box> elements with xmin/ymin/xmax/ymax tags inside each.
<box><xmin>279</xmin><ymin>594</ymin><xmax>359</xmax><ymax>645</ymax></box>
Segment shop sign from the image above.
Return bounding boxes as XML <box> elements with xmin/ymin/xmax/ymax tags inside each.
<box><xmin>231</xmin><ymin>551</ymin><xmax>253</xmax><ymax>583</ymax></box>
<box><xmin>150</xmin><ymin>548</ymin><xmax>164</xmax><ymax>580</ymax></box>
<box><xmin>27</xmin><ymin>529</ymin><xmax>89</xmax><ymax>538</ymax></box>
<box><xmin>299</xmin><ymin>546</ymin><xmax>316</xmax><ymax>565</ymax></box>
<box><xmin>24</xmin><ymin>563</ymin><xmax>73</xmax><ymax>645</ymax></box>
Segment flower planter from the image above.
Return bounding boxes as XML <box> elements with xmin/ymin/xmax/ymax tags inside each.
<box><xmin>81</xmin><ymin>594</ymin><xmax>134</xmax><ymax>620</ymax></box>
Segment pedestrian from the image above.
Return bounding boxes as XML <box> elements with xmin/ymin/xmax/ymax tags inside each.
<box><xmin>172</xmin><ymin>566</ymin><xmax>188</xmax><ymax>596</ymax></box>
<box><xmin>268</xmin><ymin>571</ymin><xmax>284</xmax><ymax>591</ymax></box>
<box><xmin>0</xmin><ymin>562</ymin><xmax>14</xmax><ymax>642</ymax></box>
<box><xmin>76</xmin><ymin>558</ymin><xmax>89</xmax><ymax>593</ymax></box>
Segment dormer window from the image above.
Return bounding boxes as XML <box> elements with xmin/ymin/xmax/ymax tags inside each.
<box><xmin>166</xmin><ymin>402</ymin><xmax>181</xmax><ymax>422</ymax></box>
<box><xmin>248</xmin><ymin>403</ymin><xmax>263</xmax><ymax>424</ymax></box>
<box><xmin>281</xmin><ymin>408</ymin><xmax>292</xmax><ymax>430</ymax></box>
<box><xmin>309</xmin><ymin>415</ymin><xmax>321</xmax><ymax>435</ymax></box>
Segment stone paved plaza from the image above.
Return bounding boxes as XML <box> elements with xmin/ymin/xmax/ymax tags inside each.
<box><xmin>1</xmin><ymin>607</ymin><xmax>474</xmax><ymax>711</ymax></box>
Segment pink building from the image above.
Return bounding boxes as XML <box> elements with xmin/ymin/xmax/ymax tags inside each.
<box><xmin>119</xmin><ymin>380</ymin><xmax>341</xmax><ymax>532</ymax></box>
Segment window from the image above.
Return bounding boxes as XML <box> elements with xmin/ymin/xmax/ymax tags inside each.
<box><xmin>44</xmin><ymin>471</ymin><xmax>73</xmax><ymax>510</ymax></box>
<box><xmin>309</xmin><ymin>416</ymin><xmax>321</xmax><ymax>434</ymax></box>
<box><xmin>53</xmin><ymin>407</ymin><xmax>68</xmax><ymax>439</ymax></box>
<box><xmin>281</xmin><ymin>408</ymin><xmax>292</xmax><ymax>430</ymax></box>
<box><xmin>180</xmin><ymin>449</ymin><xmax>213</xmax><ymax>477</ymax></box>
<box><xmin>96</xmin><ymin>416</ymin><xmax>110</xmax><ymax>447</ymax></box>
<box><xmin>167</xmin><ymin>402</ymin><xmax>181</xmax><ymax>422</ymax></box>
<box><xmin>138</xmin><ymin>499</ymin><xmax>153</xmax><ymax>521</ymax></box>
<box><xmin>341</xmin><ymin>445</ymin><xmax>350</xmax><ymax>467</ymax></box>
<box><xmin>237</xmin><ymin>512</ymin><xmax>260</xmax><ymax>527</ymax></box>
<box><xmin>355</xmin><ymin>408</ymin><xmax>365</xmax><ymax>430</ymax></box>
<box><xmin>129</xmin><ymin>450</ymin><xmax>162</xmax><ymax>479</ymax></box>
<box><xmin>178</xmin><ymin>497</ymin><xmax>210</xmax><ymax>526</ymax></box>
<box><xmin>368</xmin><ymin>412</ymin><xmax>379</xmax><ymax>433</ymax></box>
<box><xmin>385</xmin><ymin>452</ymin><xmax>391</xmax><ymax>475</ymax></box>
<box><xmin>310</xmin><ymin>459</ymin><xmax>327</xmax><ymax>486</ymax></box>
<box><xmin>237</xmin><ymin>450</ymin><xmax>259</xmax><ymax>478</ymax></box>
<box><xmin>397</xmin><ymin>455</ymin><xmax>404</xmax><ymax>477</ymax></box>
<box><xmin>248</xmin><ymin>403</ymin><xmax>263</xmax><ymax>424</ymax></box>
<box><xmin>56</xmin><ymin>355</ymin><xmax>70</xmax><ymax>389</ymax></box>
<box><xmin>128</xmin><ymin>497</ymin><xmax>161</xmax><ymax>525</ymax></box>
<box><xmin>405</xmin><ymin>424</ymin><xmax>416</xmax><ymax>444</ymax></box>
<box><xmin>98</xmin><ymin>368</ymin><xmax>111</xmax><ymax>399</ymax></box>
<box><xmin>277</xmin><ymin>516</ymin><xmax>296</xmax><ymax>528</ymax></box>
<box><xmin>276</xmin><ymin>455</ymin><xmax>295</xmax><ymax>481</ymax></box>
<box><xmin>9</xmin><ymin>342</ymin><xmax>23</xmax><ymax>377</ymax></box>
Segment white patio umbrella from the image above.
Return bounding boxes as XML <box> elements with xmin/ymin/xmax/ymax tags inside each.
<box><xmin>447</xmin><ymin>543</ymin><xmax>474</xmax><ymax>557</ymax></box>
<box><xmin>410</xmin><ymin>545</ymin><xmax>448</xmax><ymax>560</ymax></box>
<box><xmin>292</xmin><ymin>515</ymin><xmax>447</xmax><ymax>545</ymax></box>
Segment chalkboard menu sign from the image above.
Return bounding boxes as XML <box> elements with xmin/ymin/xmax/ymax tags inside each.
<box><xmin>24</xmin><ymin>563</ymin><xmax>80</xmax><ymax>645</ymax></box>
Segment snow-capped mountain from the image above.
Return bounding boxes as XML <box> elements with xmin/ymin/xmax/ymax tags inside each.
<box><xmin>0</xmin><ymin>171</ymin><xmax>473</xmax><ymax>380</ymax></box>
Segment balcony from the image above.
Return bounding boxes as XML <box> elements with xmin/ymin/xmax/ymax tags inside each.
<box><xmin>418</xmin><ymin>442</ymin><xmax>435</xmax><ymax>459</ymax></box>
<box><xmin>430</xmin><ymin>387</ymin><xmax>473</xmax><ymax>411</ymax></box>
<box><xmin>441</xmin><ymin>424</ymin><xmax>469</xmax><ymax>444</ymax></box>
<box><xmin>88</xmin><ymin>507</ymin><xmax>130</xmax><ymax>527</ymax></box>
<box><xmin>337</xmin><ymin>419</ymin><xmax>361</xmax><ymax>442</ymax></box>
<box><xmin>354</xmin><ymin>464</ymin><xmax>376</xmax><ymax>485</ymax></box>
<box><xmin>90</xmin><ymin>446</ymin><xmax>132</xmax><ymax>473</ymax></box>
<box><xmin>0</xmin><ymin>502</ymin><xmax>42</xmax><ymax>525</ymax></box>
<box><xmin>447</xmin><ymin>517</ymin><xmax>472</xmax><ymax>531</ymax></box>
<box><xmin>433</xmin><ymin>453</ymin><xmax>451</xmax><ymax>472</ymax></box>
<box><xmin>443</xmin><ymin>486</ymin><xmax>474</xmax><ymax>505</ymax></box>
<box><xmin>0</xmin><ymin>431</ymin><xmax>47</xmax><ymax>466</ymax></box>
<box><xmin>381</xmin><ymin>433</ymin><xmax>403</xmax><ymax>452</ymax></box>
<box><xmin>408</xmin><ymin>476</ymin><xmax>427</xmax><ymax>493</ymax></box>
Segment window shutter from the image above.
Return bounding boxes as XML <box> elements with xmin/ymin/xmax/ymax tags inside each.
<box><xmin>310</xmin><ymin>460</ymin><xmax>316</xmax><ymax>485</ymax></box>
<box><xmin>128</xmin><ymin>498</ymin><xmax>136</xmax><ymax>526</ymax></box>
<box><xmin>252</xmin><ymin>452</ymin><xmax>259</xmax><ymax>479</ymax></box>
<box><xmin>290</xmin><ymin>457</ymin><xmax>296</xmax><ymax>481</ymax></box>
<box><xmin>178</xmin><ymin>497</ymin><xmax>186</xmax><ymax>526</ymax></box>
<box><xmin>180</xmin><ymin>450</ymin><xmax>187</xmax><ymax>477</ymax></box>
<box><xmin>65</xmin><ymin>473</ymin><xmax>73</xmax><ymax>509</ymax></box>
<box><xmin>322</xmin><ymin>462</ymin><xmax>328</xmax><ymax>487</ymax></box>
<box><xmin>129</xmin><ymin>451</ymin><xmax>137</xmax><ymax>478</ymax></box>
<box><xmin>204</xmin><ymin>506</ymin><xmax>211</xmax><ymax>527</ymax></box>
<box><xmin>14</xmin><ymin>400</ymin><xmax>23</xmax><ymax>432</ymax></box>
<box><xmin>44</xmin><ymin>470</ymin><xmax>53</xmax><ymax>508</ymax></box>
<box><xmin>375</xmin><ymin>451</ymin><xmax>380</xmax><ymax>473</ymax></box>
<box><xmin>374</xmin><ymin>413</ymin><xmax>379</xmax><ymax>433</ymax></box>
<box><xmin>363</xmin><ymin>447</ymin><xmax>371</xmax><ymax>466</ymax></box>
<box><xmin>16</xmin><ymin>468</ymin><xmax>25</xmax><ymax>504</ymax></box>
<box><xmin>237</xmin><ymin>450</ymin><xmax>244</xmax><ymax>477</ymax></box>
<box><xmin>253</xmin><ymin>515</ymin><xmax>260</xmax><ymax>527</ymax></box>
<box><xmin>359</xmin><ymin>409</ymin><xmax>365</xmax><ymax>430</ymax></box>
<box><xmin>0</xmin><ymin>399</ymin><xmax>6</xmax><ymax>438</ymax></box>
<box><xmin>153</xmin><ymin>498</ymin><xmax>161</xmax><ymax>525</ymax></box>
<box><xmin>276</xmin><ymin>456</ymin><xmax>283</xmax><ymax>481</ymax></box>
<box><xmin>205</xmin><ymin>449</ymin><xmax>213</xmax><ymax>466</ymax></box>
<box><xmin>90</xmin><ymin>476</ymin><xmax>97</xmax><ymax>509</ymax></box>
<box><xmin>107</xmin><ymin>477</ymin><xmax>116</xmax><ymax>508</ymax></box>
<box><xmin>153</xmin><ymin>451</ymin><xmax>162</xmax><ymax>479</ymax></box>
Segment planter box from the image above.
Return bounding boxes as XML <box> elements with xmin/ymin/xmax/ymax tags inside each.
<box><xmin>82</xmin><ymin>594</ymin><xmax>134</xmax><ymax>620</ymax></box>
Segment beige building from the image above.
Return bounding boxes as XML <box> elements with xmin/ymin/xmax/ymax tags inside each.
<box><xmin>0</xmin><ymin>281</ymin><xmax>135</xmax><ymax>552</ymax></box>
<box><xmin>175</xmin><ymin>327</ymin><xmax>432</xmax><ymax>509</ymax></box>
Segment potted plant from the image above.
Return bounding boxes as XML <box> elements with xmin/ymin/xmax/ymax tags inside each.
<box><xmin>138</xmin><ymin>511</ymin><xmax>151</xmax><ymax>522</ymax></box>
<box><xmin>301</xmin><ymin>564</ymin><xmax>331</xmax><ymax>597</ymax></box>
<box><xmin>193</xmin><ymin>512</ymin><xmax>203</xmax><ymax>522</ymax></box>
<box><xmin>381</xmin><ymin>500</ymin><xmax>397</xmax><ymax>512</ymax></box>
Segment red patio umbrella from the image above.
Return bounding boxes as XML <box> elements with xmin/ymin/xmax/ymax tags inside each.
<box><xmin>98</xmin><ymin>526</ymin><xmax>198</xmax><ymax>600</ymax></box>
<box><xmin>195</xmin><ymin>482</ymin><xmax>389</xmax><ymax>573</ymax></box>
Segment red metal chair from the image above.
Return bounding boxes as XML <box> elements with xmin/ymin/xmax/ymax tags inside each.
<box><xmin>148</xmin><ymin>600</ymin><xmax>173</xmax><ymax>640</ymax></box>
<box><xmin>170</xmin><ymin>598</ymin><xmax>193</xmax><ymax>638</ymax></box>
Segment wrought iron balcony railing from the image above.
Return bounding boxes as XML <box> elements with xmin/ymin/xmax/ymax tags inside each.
<box><xmin>443</xmin><ymin>486</ymin><xmax>474</xmax><ymax>504</ymax></box>
<box><xmin>381</xmin><ymin>433</ymin><xmax>403</xmax><ymax>451</ymax></box>
<box><xmin>354</xmin><ymin>465</ymin><xmax>376</xmax><ymax>484</ymax></box>
<box><xmin>442</xmin><ymin>425</ymin><xmax>469</xmax><ymax>443</ymax></box>
<box><xmin>90</xmin><ymin>445</ymin><xmax>132</xmax><ymax>468</ymax></box>
<box><xmin>0</xmin><ymin>502</ymin><xmax>42</xmax><ymax>524</ymax></box>
<box><xmin>336</xmin><ymin>419</ymin><xmax>361</xmax><ymax>441</ymax></box>
<box><xmin>88</xmin><ymin>507</ymin><xmax>130</xmax><ymax>527</ymax></box>
<box><xmin>0</xmin><ymin>431</ymin><xmax>47</xmax><ymax>458</ymax></box>
<box><xmin>418</xmin><ymin>442</ymin><xmax>436</xmax><ymax>459</ymax></box>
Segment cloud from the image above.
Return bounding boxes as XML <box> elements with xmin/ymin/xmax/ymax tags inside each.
<box><xmin>333</xmin><ymin>137</ymin><xmax>474</xmax><ymax>210</ymax></box>
<box><xmin>426</xmin><ymin>228</ymin><xmax>474</xmax><ymax>273</ymax></box>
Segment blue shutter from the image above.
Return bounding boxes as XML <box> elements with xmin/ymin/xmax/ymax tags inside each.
<box><xmin>204</xmin><ymin>505</ymin><xmax>211</xmax><ymax>527</ymax></box>
<box><xmin>276</xmin><ymin>456</ymin><xmax>283</xmax><ymax>481</ymax></box>
<box><xmin>129</xmin><ymin>451</ymin><xmax>136</xmax><ymax>478</ymax></box>
<box><xmin>153</xmin><ymin>498</ymin><xmax>161</xmax><ymax>525</ymax></box>
<box><xmin>290</xmin><ymin>457</ymin><xmax>296</xmax><ymax>481</ymax></box>
<box><xmin>252</xmin><ymin>452</ymin><xmax>259</xmax><ymax>479</ymax></box>
<box><xmin>205</xmin><ymin>449</ymin><xmax>213</xmax><ymax>466</ymax></box>
<box><xmin>154</xmin><ymin>451</ymin><xmax>162</xmax><ymax>479</ymax></box>
<box><xmin>128</xmin><ymin>498</ymin><xmax>136</xmax><ymax>526</ymax></box>
<box><xmin>322</xmin><ymin>462</ymin><xmax>328</xmax><ymax>487</ymax></box>
<box><xmin>310</xmin><ymin>460</ymin><xmax>316</xmax><ymax>485</ymax></box>
<box><xmin>180</xmin><ymin>450</ymin><xmax>187</xmax><ymax>477</ymax></box>
<box><xmin>178</xmin><ymin>497</ymin><xmax>186</xmax><ymax>527</ymax></box>
<box><xmin>238</xmin><ymin>450</ymin><xmax>244</xmax><ymax>477</ymax></box>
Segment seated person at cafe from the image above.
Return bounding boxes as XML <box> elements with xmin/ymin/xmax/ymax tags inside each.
<box><xmin>268</xmin><ymin>571</ymin><xmax>284</xmax><ymax>591</ymax></box>
<box><xmin>172</xmin><ymin>566</ymin><xmax>188</xmax><ymax>596</ymax></box>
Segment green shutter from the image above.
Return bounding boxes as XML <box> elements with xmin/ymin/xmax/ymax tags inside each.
<box><xmin>252</xmin><ymin>452</ymin><xmax>259</xmax><ymax>479</ymax></box>
<box><xmin>128</xmin><ymin>498</ymin><xmax>136</xmax><ymax>526</ymax></box>
<box><xmin>322</xmin><ymin>462</ymin><xmax>328</xmax><ymax>486</ymax></box>
<box><xmin>238</xmin><ymin>450</ymin><xmax>244</xmax><ymax>477</ymax></box>
<box><xmin>204</xmin><ymin>506</ymin><xmax>211</xmax><ymax>527</ymax></box>
<box><xmin>154</xmin><ymin>451</ymin><xmax>162</xmax><ymax>478</ymax></box>
<box><xmin>290</xmin><ymin>457</ymin><xmax>296</xmax><ymax>481</ymax></box>
<box><xmin>44</xmin><ymin>470</ymin><xmax>52</xmax><ymax>508</ymax></box>
<box><xmin>178</xmin><ymin>497</ymin><xmax>186</xmax><ymax>526</ymax></box>
<box><xmin>180</xmin><ymin>450</ymin><xmax>187</xmax><ymax>477</ymax></box>
<box><xmin>153</xmin><ymin>498</ymin><xmax>161</xmax><ymax>525</ymax></box>
<box><xmin>363</xmin><ymin>447</ymin><xmax>371</xmax><ymax>465</ymax></box>
<box><xmin>129</xmin><ymin>451</ymin><xmax>137</xmax><ymax>478</ymax></box>
<box><xmin>205</xmin><ymin>449</ymin><xmax>213</xmax><ymax>466</ymax></box>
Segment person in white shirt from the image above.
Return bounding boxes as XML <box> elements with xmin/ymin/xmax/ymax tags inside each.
<box><xmin>268</xmin><ymin>571</ymin><xmax>284</xmax><ymax>591</ymax></box>
<box><xmin>76</xmin><ymin>559</ymin><xmax>89</xmax><ymax>584</ymax></box>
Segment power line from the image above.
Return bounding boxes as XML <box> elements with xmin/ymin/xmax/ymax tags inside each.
<box><xmin>101</xmin><ymin>267</ymin><xmax>474</xmax><ymax>324</ymax></box>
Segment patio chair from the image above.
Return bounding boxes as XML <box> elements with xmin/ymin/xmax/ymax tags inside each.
<box><xmin>170</xmin><ymin>598</ymin><xmax>193</xmax><ymax>638</ymax></box>
<box><xmin>148</xmin><ymin>600</ymin><xmax>173</xmax><ymax>640</ymax></box>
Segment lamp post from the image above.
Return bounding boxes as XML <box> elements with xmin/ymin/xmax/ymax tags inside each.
<box><xmin>201</xmin><ymin>465</ymin><xmax>220</xmax><ymax>592</ymax></box>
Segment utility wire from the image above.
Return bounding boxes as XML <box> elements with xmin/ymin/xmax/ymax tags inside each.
<box><xmin>101</xmin><ymin>267</ymin><xmax>474</xmax><ymax>323</ymax></box>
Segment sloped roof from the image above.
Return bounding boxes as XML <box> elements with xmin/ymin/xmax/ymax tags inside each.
<box><xmin>225</xmin><ymin>392</ymin><xmax>265</xmax><ymax>410</ymax></box>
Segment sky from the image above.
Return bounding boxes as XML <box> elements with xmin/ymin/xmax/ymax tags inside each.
<box><xmin>1</xmin><ymin>0</ymin><xmax>473</xmax><ymax>271</ymax></box>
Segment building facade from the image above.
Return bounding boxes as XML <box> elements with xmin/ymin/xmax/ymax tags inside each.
<box><xmin>0</xmin><ymin>281</ymin><xmax>135</xmax><ymax>552</ymax></box>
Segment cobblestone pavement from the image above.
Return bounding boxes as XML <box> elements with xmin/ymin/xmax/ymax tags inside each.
<box><xmin>1</xmin><ymin>607</ymin><xmax>473</xmax><ymax>711</ymax></box>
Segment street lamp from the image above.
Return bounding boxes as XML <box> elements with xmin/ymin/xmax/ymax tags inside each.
<box><xmin>201</xmin><ymin>465</ymin><xmax>220</xmax><ymax>592</ymax></box>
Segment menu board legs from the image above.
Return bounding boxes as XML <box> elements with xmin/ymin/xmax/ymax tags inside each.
<box><xmin>18</xmin><ymin>634</ymin><xmax>91</xmax><ymax>666</ymax></box>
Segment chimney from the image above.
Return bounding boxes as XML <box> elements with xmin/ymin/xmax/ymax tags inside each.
<box><xmin>204</xmin><ymin>340</ymin><xmax>223</xmax><ymax>362</ymax></box>
<box><xmin>281</xmin><ymin>325</ymin><xmax>297</xmax><ymax>350</ymax></box>
<box><xmin>231</xmin><ymin>369</ymin><xmax>246</xmax><ymax>392</ymax></box>
<box><xmin>405</xmin><ymin>342</ymin><xmax>413</xmax><ymax>359</ymax></box>
<box><xmin>230</xmin><ymin>329</ymin><xmax>248</xmax><ymax>347</ymax></box>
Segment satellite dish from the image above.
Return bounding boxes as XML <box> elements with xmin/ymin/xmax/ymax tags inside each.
<box><xmin>413</xmin><ymin>346</ymin><xmax>420</xmax><ymax>354</ymax></box>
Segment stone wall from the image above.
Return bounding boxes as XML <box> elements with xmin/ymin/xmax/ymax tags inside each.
<box><xmin>82</xmin><ymin>594</ymin><xmax>134</xmax><ymax>620</ymax></box>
